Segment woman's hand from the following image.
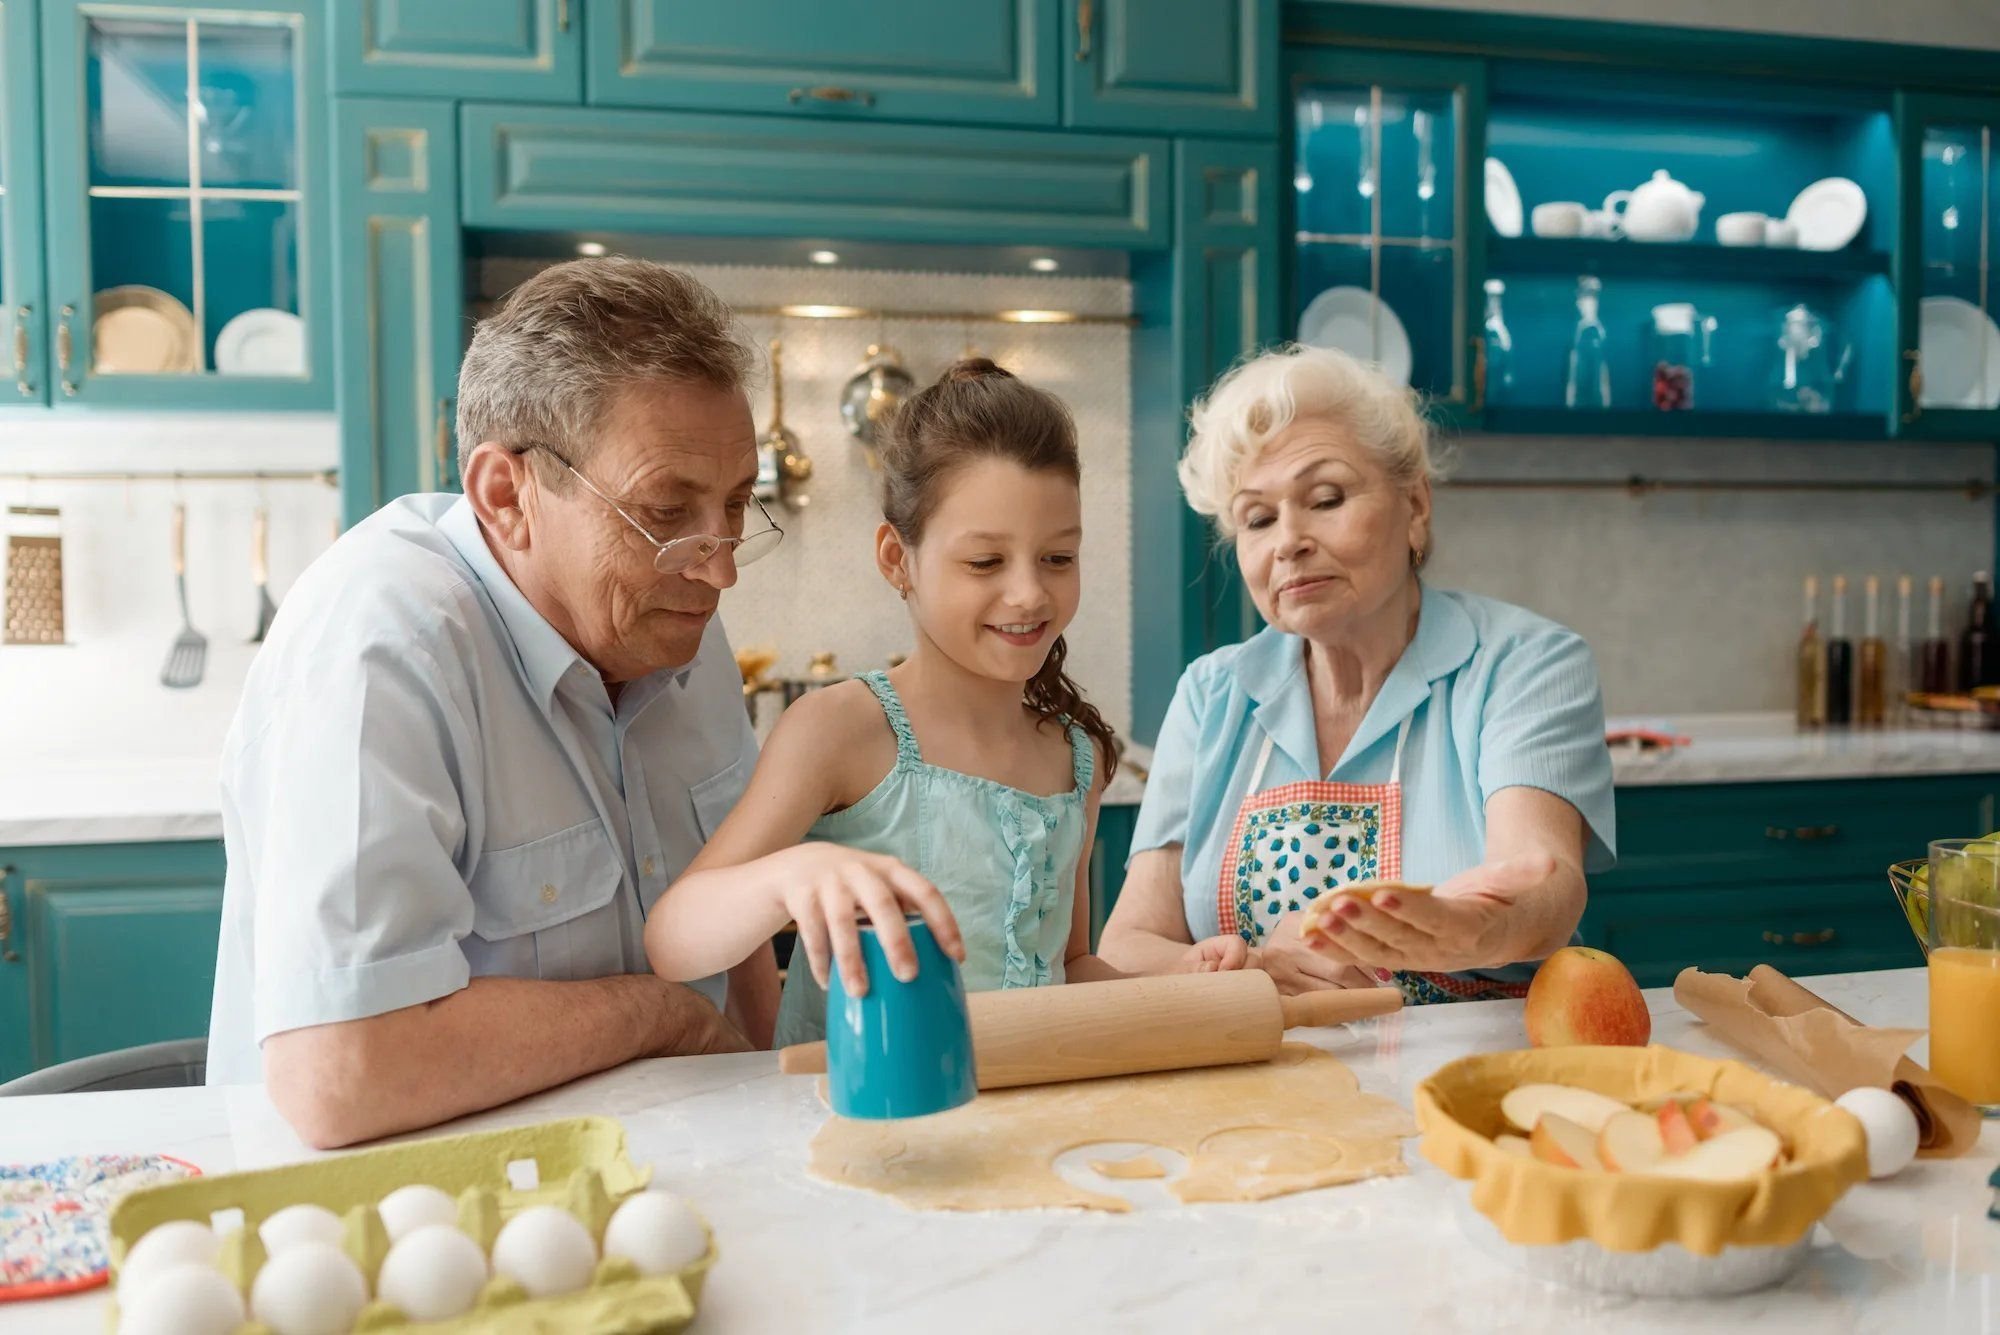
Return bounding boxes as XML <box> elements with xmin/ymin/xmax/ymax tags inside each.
<box><xmin>1301</xmin><ymin>853</ymin><xmax>1558</xmax><ymax>974</ymax></box>
<box><xmin>761</xmin><ymin>844</ymin><xmax>965</xmax><ymax>996</ymax></box>
<box><xmin>1249</xmin><ymin>912</ymin><xmax>1380</xmax><ymax>994</ymax></box>
<box><xmin>1175</xmin><ymin>934</ymin><xmax>1254</xmax><ymax>973</ymax></box>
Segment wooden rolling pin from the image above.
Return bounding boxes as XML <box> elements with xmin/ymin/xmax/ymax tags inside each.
<box><xmin>777</xmin><ymin>969</ymin><xmax>1400</xmax><ymax>1090</ymax></box>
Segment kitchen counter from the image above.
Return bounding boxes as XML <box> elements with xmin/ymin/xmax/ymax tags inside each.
<box><xmin>1610</xmin><ymin>712</ymin><xmax>2000</xmax><ymax>787</ymax></box>
<box><xmin>2</xmin><ymin>967</ymin><xmax>1993</xmax><ymax>1333</ymax></box>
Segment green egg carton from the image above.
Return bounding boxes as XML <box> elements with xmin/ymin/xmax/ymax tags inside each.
<box><xmin>105</xmin><ymin>1116</ymin><xmax>715</xmax><ymax>1334</ymax></box>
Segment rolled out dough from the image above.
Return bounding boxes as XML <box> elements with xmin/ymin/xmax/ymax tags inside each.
<box><xmin>808</xmin><ymin>1044</ymin><xmax>1417</xmax><ymax>1213</ymax></box>
<box><xmin>1089</xmin><ymin>1154</ymin><xmax>1169</xmax><ymax>1180</ymax></box>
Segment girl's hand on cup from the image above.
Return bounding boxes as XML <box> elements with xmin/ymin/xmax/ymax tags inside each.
<box><xmin>764</xmin><ymin>844</ymin><xmax>965</xmax><ymax>995</ymax></box>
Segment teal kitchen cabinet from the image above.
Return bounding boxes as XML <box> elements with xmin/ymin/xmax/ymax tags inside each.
<box><xmin>37</xmin><ymin>0</ymin><xmax>331</xmax><ymax>408</ymax></box>
<box><xmin>1578</xmin><ymin>774</ymin><xmax>1989</xmax><ymax>987</ymax></box>
<box><xmin>332</xmin><ymin>0</ymin><xmax>582</xmax><ymax>103</ymax></box>
<box><xmin>460</xmin><ymin>105</ymin><xmax>1168</xmax><ymax>249</ymax></box>
<box><xmin>1065</xmin><ymin>0</ymin><xmax>1276</xmax><ymax>139</ymax></box>
<box><xmin>1895</xmin><ymin>91</ymin><xmax>2000</xmax><ymax>440</ymax></box>
<box><xmin>0</xmin><ymin>841</ymin><xmax>225</xmax><ymax>1084</ymax></box>
<box><xmin>584</xmin><ymin>0</ymin><xmax>1059</xmax><ymax>128</ymax></box>
<box><xmin>333</xmin><ymin>98</ymin><xmax>464</xmax><ymax>528</ymax></box>
<box><xmin>1089</xmin><ymin>803</ymin><xmax>1138</xmax><ymax>947</ymax></box>
<box><xmin>1</xmin><ymin>0</ymin><xmax>47</xmax><ymax>408</ymax></box>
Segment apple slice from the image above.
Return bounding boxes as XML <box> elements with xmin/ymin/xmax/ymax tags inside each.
<box><xmin>1635</xmin><ymin>1090</ymin><xmax>1704</xmax><ymax>1112</ymax></box>
<box><xmin>1530</xmin><ymin>1112</ymin><xmax>1605</xmax><ymax>1170</ymax></box>
<box><xmin>1647</xmin><ymin>1126</ymin><xmax>1783</xmax><ymax>1182</ymax></box>
<box><xmin>1657</xmin><ymin>1098</ymin><xmax>1700</xmax><ymax>1155</ymax></box>
<box><xmin>1596</xmin><ymin>1110</ymin><xmax>1668</xmax><ymax>1172</ymax></box>
<box><xmin>1493</xmin><ymin>1134</ymin><xmax>1532</xmax><ymax>1158</ymax></box>
<box><xmin>1500</xmin><ymin>1083</ymin><xmax>1630</xmax><ymax>1135</ymax></box>
<box><xmin>1686</xmin><ymin>1097</ymin><xmax>1760</xmax><ymax>1141</ymax></box>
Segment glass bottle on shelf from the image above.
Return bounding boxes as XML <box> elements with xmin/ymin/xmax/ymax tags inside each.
<box><xmin>1859</xmin><ymin>575</ymin><xmax>1886</xmax><ymax>726</ymax></box>
<box><xmin>1893</xmin><ymin>574</ymin><xmax>1915</xmax><ymax>723</ymax></box>
<box><xmin>1648</xmin><ymin>303</ymin><xmax>1715</xmax><ymax>412</ymax></box>
<box><xmin>1923</xmin><ymin>575</ymin><xmax>1954</xmax><ymax>693</ymax></box>
<box><xmin>1480</xmin><ymin>279</ymin><xmax>1514</xmax><ymax>406</ymax></box>
<box><xmin>1960</xmin><ymin>572</ymin><xmax>1994</xmax><ymax>691</ymax></box>
<box><xmin>1795</xmin><ymin>575</ymin><xmax>1824</xmax><ymax>730</ymax></box>
<box><xmin>1768</xmin><ymin>304</ymin><xmax>1842</xmax><ymax>415</ymax></box>
<box><xmin>1563</xmin><ymin>276</ymin><xmax>1612</xmax><ymax>410</ymax></box>
<box><xmin>1825</xmin><ymin>575</ymin><xmax>1853</xmax><ymax>726</ymax></box>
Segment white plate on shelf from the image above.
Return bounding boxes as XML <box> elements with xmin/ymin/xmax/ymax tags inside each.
<box><xmin>1298</xmin><ymin>287</ymin><xmax>1413</xmax><ymax>386</ymax></box>
<box><xmin>214</xmin><ymin>308</ymin><xmax>306</xmax><ymax>376</ymax></box>
<box><xmin>1485</xmin><ymin>157</ymin><xmax>1524</xmax><ymax>238</ymax></box>
<box><xmin>1919</xmin><ymin>296</ymin><xmax>2000</xmax><ymax>409</ymax></box>
<box><xmin>1784</xmin><ymin>177</ymin><xmax>1867</xmax><ymax>252</ymax></box>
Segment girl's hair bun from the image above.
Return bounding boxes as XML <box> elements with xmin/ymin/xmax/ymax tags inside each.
<box><xmin>937</xmin><ymin>356</ymin><xmax>1014</xmax><ymax>385</ymax></box>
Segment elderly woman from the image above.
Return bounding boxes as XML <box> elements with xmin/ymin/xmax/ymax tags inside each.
<box><xmin>1100</xmin><ymin>345</ymin><xmax>1615</xmax><ymax>1003</ymax></box>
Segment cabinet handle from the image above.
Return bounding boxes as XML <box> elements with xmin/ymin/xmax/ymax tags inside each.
<box><xmin>556</xmin><ymin>0</ymin><xmax>570</xmax><ymax>32</ymax></box>
<box><xmin>787</xmin><ymin>85</ymin><xmax>876</xmax><ymax>109</ymax></box>
<box><xmin>1761</xmin><ymin>928</ymin><xmax>1837</xmax><ymax>947</ymax></box>
<box><xmin>0</xmin><ymin>868</ymin><xmax>18</xmax><ymax>964</ymax></box>
<box><xmin>1077</xmin><ymin>0</ymin><xmax>1094</xmax><ymax>61</ymax></box>
<box><xmin>433</xmin><ymin>398</ymin><xmax>452</xmax><ymax>489</ymax></box>
<box><xmin>1470</xmin><ymin>333</ymin><xmax>1488</xmax><ymax>411</ymax></box>
<box><xmin>1764</xmin><ymin>823</ymin><xmax>1839</xmax><ymax>842</ymax></box>
<box><xmin>56</xmin><ymin>304</ymin><xmax>77</xmax><ymax>397</ymax></box>
<box><xmin>1903</xmin><ymin>349</ymin><xmax>1923</xmax><ymax>424</ymax></box>
<box><xmin>12</xmin><ymin>304</ymin><xmax>30</xmax><ymax>397</ymax></box>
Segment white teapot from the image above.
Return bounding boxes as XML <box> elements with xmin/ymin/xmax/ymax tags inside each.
<box><xmin>1603</xmin><ymin>170</ymin><xmax>1706</xmax><ymax>243</ymax></box>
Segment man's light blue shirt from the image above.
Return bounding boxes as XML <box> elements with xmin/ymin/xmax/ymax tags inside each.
<box><xmin>206</xmin><ymin>495</ymin><xmax>754</xmax><ymax>1084</ymax></box>
<box><xmin>1130</xmin><ymin>585</ymin><xmax>1616</xmax><ymax>979</ymax></box>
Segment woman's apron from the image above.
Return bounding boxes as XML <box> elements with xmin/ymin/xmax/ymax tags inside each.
<box><xmin>1214</xmin><ymin>715</ymin><xmax>1529</xmax><ymax>1004</ymax></box>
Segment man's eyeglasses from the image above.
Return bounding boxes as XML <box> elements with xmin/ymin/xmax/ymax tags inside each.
<box><xmin>521</xmin><ymin>444</ymin><xmax>784</xmax><ymax>574</ymax></box>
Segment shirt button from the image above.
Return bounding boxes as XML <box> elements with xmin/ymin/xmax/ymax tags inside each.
<box><xmin>541</xmin><ymin>883</ymin><xmax>558</xmax><ymax>904</ymax></box>
<box><xmin>642</xmin><ymin>856</ymin><xmax>656</xmax><ymax>878</ymax></box>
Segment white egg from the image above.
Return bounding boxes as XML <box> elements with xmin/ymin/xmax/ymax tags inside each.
<box><xmin>1836</xmin><ymin>1086</ymin><xmax>1921</xmax><ymax>1179</ymax></box>
<box><xmin>118</xmin><ymin>1219</ymin><xmax>220</xmax><ymax>1301</ymax></box>
<box><xmin>117</xmin><ymin>1263</ymin><xmax>244</xmax><ymax>1335</ymax></box>
<box><xmin>602</xmin><ymin>1190</ymin><xmax>707</xmax><ymax>1276</ymax></box>
<box><xmin>376</xmin><ymin>1223</ymin><xmax>488</xmax><ymax>1321</ymax></box>
<box><xmin>249</xmin><ymin>1240</ymin><xmax>369</xmax><ymax>1335</ymax></box>
<box><xmin>490</xmin><ymin>1204</ymin><xmax>597</xmax><ymax>1299</ymax></box>
<box><xmin>377</xmin><ymin>1183</ymin><xmax>459</xmax><ymax>1241</ymax></box>
<box><xmin>258</xmin><ymin>1202</ymin><xmax>346</xmax><ymax>1254</ymax></box>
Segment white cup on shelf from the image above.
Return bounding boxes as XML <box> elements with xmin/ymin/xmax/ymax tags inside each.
<box><xmin>1716</xmin><ymin>211</ymin><xmax>1769</xmax><ymax>246</ymax></box>
<box><xmin>1763</xmin><ymin>217</ymin><xmax>1800</xmax><ymax>248</ymax></box>
<box><xmin>1581</xmin><ymin>208</ymin><xmax>1623</xmax><ymax>239</ymax></box>
<box><xmin>1531</xmin><ymin>201</ymin><xmax>1587</xmax><ymax>238</ymax></box>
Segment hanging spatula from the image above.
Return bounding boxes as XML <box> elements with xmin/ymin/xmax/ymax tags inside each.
<box><xmin>249</xmin><ymin>505</ymin><xmax>276</xmax><ymax>642</ymax></box>
<box><xmin>159</xmin><ymin>502</ymin><xmax>207</xmax><ymax>688</ymax></box>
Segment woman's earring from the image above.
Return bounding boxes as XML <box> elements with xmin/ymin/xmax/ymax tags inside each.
<box><xmin>897</xmin><ymin>583</ymin><xmax>908</xmax><ymax>601</ymax></box>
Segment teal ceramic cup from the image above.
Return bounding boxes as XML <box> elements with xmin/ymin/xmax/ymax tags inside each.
<box><xmin>825</xmin><ymin>915</ymin><xmax>976</xmax><ymax>1120</ymax></box>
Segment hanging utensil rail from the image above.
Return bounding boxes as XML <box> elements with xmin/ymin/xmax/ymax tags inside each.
<box><xmin>0</xmin><ymin>468</ymin><xmax>337</xmax><ymax>486</ymax></box>
<box><xmin>734</xmin><ymin>304</ymin><xmax>1135</xmax><ymax>328</ymax></box>
<box><xmin>1444</xmin><ymin>475</ymin><xmax>1992</xmax><ymax>498</ymax></box>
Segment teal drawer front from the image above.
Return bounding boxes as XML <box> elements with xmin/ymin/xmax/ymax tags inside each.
<box><xmin>1065</xmin><ymin>0</ymin><xmax>1276</xmax><ymax>138</ymax></box>
<box><xmin>460</xmin><ymin>104</ymin><xmax>1168</xmax><ymax>249</ymax></box>
<box><xmin>586</xmin><ymin>0</ymin><xmax>1058</xmax><ymax>127</ymax></box>
<box><xmin>333</xmin><ymin>0</ymin><xmax>583</xmax><ymax>102</ymax></box>
<box><xmin>1603</xmin><ymin>775</ymin><xmax>1999</xmax><ymax>890</ymax></box>
<box><xmin>1581</xmin><ymin>879</ymin><xmax>1923</xmax><ymax>989</ymax></box>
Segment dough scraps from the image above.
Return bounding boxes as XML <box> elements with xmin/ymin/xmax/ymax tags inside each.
<box><xmin>807</xmin><ymin>1044</ymin><xmax>1417</xmax><ymax>1213</ymax></box>
<box><xmin>1088</xmin><ymin>1154</ymin><xmax>1168</xmax><ymax>1180</ymax></box>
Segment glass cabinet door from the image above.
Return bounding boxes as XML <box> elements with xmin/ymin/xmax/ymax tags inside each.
<box><xmin>0</xmin><ymin>0</ymin><xmax>47</xmax><ymax>407</ymax></box>
<box><xmin>41</xmin><ymin>2</ymin><xmax>327</xmax><ymax>407</ymax></box>
<box><xmin>1898</xmin><ymin>93</ymin><xmax>2000</xmax><ymax>437</ymax></box>
<box><xmin>1288</xmin><ymin>51</ymin><xmax>1485</xmax><ymax>418</ymax></box>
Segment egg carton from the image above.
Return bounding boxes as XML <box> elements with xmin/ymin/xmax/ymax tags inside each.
<box><xmin>105</xmin><ymin>1116</ymin><xmax>714</xmax><ymax>1334</ymax></box>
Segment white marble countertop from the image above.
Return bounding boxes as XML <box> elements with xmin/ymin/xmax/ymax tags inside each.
<box><xmin>1609</xmin><ymin>712</ymin><xmax>2000</xmax><ymax>787</ymax></box>
<box><xmin>2</xmin><ymin>968</ymin><xmax>1994</xmax><ymax>1333</ymax></box>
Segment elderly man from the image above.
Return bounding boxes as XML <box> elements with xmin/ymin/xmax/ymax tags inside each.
<box><xmin>207</xmin><ymin>259</ymin><xmax>782</xmax><ymax>1147</ymax></box>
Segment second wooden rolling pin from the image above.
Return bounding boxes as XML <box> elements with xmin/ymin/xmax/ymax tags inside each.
<box><xmin>777</xmin><ymin>969</ymin><xmax>1401</xmax><ymax>1089</ymax></box>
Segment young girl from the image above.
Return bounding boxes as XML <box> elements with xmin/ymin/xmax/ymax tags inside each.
<box><xmin>647</xmin><ymin>359</ymin><xmax>1172</xmax><ymax>1046</ymax></box>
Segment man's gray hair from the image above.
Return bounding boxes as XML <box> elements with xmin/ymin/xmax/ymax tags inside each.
<box><xmin>455</xmin><ymin>257</ymin><xmax>754</xmax><ymax>477</ymax></box>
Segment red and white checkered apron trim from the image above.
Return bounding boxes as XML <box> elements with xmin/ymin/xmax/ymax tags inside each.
<box><xmin>1215</xmin><ymin>778</ymin><xmax>1403</xmax><ymax>941</ymax></box>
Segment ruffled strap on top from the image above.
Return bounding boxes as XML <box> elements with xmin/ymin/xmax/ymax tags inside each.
<box><xmin>857</xmin><ymin>670</ymin><xmax>922</xmax><ymax>769</ymax></box>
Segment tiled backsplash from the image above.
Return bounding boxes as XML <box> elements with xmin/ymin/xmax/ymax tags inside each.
<box><xmin>478</xmin><ymin>258</ymin><xmax>1138</xmax><ymax>737</ymax></box>
<box><xmin>1430</xmin><ymin>435</ymin><xmax>1997</xmax><ymax>715</ymax></box>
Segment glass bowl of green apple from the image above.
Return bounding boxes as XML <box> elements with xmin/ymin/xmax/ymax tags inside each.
<box><xmin>1890</xmin><ymin>834</ymin><xmax>2000</xmax><ymax>957</ymax></box>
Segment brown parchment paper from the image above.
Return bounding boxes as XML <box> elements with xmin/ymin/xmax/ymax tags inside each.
<box><xmin>1673</xmin><ymin>965</ymin><xmax>1980</xmax><ymax>1159</ymax></box>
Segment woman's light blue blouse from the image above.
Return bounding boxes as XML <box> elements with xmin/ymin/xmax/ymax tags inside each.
<box><xmin>1130</xmin><ymin>585</ymin><xmax>1616</xmax><ymax>960</ymax></box>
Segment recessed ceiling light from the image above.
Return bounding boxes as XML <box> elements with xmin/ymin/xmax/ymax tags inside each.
<box><xmin>1029</xmin><ymin>256</ymin><xmax>1060</xmax><ymax>273</ymax></box>
<box><xmin>809</xmin><ymin>249</ymin><xmax>840</xmax><ymax>265</ymax></box>
<box><xmin>779</xmin><ymin>303</ymin><xmax>867</xmax><ymax>319</ymax></box>
<box><xmin>575</xmin><ymin>241</ymin><xmax>607</xmax><ymax>257</ymax></box>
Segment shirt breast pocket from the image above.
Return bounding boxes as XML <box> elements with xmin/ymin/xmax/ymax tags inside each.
<box><xmin>466</xmin><ymin>819</ymin><xmax>626</xmax><ymax>983</ymax></box>
<box><xmin>689</xmin><ymin>753</ymin><xmax>751</xmax><ymax>842</ymax></box>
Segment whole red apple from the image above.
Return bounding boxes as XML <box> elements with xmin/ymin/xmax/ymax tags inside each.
<box><xmin>1523</xmin><ymin>946</ymin><xmax>1652</xmax><ymax>1047</ymax></box>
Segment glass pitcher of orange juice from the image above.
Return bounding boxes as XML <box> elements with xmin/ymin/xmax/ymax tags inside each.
<box><xmin>1927</xmin><ymin>839</ymin><xmax>2000</xmax><ymax>1114</ymax></box>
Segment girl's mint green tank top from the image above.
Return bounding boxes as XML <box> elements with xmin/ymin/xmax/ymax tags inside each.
<box><xmin>771</xmin><ymin>670</ymin><xmax>1094</xmax><ymax>1048</ymax></box>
